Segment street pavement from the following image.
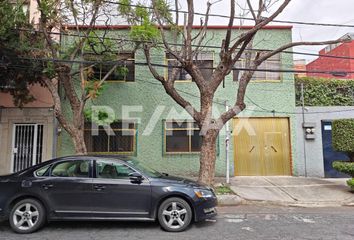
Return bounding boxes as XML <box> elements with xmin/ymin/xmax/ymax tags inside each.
<box><xmin>1</xmin><ymin>205</ymin><xmax>354</xmax><ymax>240</ymax></box>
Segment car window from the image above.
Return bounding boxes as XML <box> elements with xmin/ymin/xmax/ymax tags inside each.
<box><xmin>51</xmin><ymin>160</ymin><xmax>90</xmax><ymax>178</ymax></box>
<box><xmin>34</xmin><ymin>165</ymin><xmax>51</xmax><ymax>177</ymax></box>
<box><xmin>96</xmin><ymin>161</ymin><xmax>135</xmax><ymax>179</ymax></box>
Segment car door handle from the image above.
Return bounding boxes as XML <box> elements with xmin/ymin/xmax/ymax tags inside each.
<box><xmin>42</xmin><ymin>184</ymin><xmax>53</xmax><ymax>190</ymax></box>
<box><xmin>94</xmin><ymin>185</ymin><xmax>106</xmax><ymax>191</ymax></box>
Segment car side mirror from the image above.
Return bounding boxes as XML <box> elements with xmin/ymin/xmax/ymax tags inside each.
<box><xmin>129</xmin><ymin>172</ymin><xmax>143</xmax><ymax>183</ymax></box>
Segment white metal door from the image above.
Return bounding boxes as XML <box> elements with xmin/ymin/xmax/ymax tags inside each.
<box><xmin>11</xmin><ymin>124</ymin><xmax>44</xmax><ymax>173</ymax></box>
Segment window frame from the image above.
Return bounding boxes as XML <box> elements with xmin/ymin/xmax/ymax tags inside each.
<box><xmin>163</xmin><ymin>119</ymin><xmax>202</xmax><ymax>154</ymax></box>
<box><xmin>34</xmin><ymin>164</ymin><xmax>51</xmax><ymax>177</ymax></box>
<box><xmin>84</xmin><ymin>121</ymin><xmax>137</xmax><ymax>155</ymax></box>
<box><xmin>47</xmin><ymin>160</ymin><xmax>93</xmax><ymax>179</ymax></box>
<box><xmin>84</xmin><ymin>52</ymin><xmax>135</xmax><ymax>83</ymax></box>
<box><xmin>164</xmin><ymin>52</ymin><xmax>214</xmax><ymax>82</ymax></box>
<box><xmin>233</xmin><ymin>53</ymin><xmax>282</xmax><ymax>82</ymax></box>
<box><xmin>94</xmin><ymin>159</ymin><xmax>138</xmax><ymax>180</ymax></box>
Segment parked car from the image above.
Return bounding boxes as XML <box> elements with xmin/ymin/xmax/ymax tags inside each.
<box><xmin>0</xmin><ymin>155</ymin><xmax>217</xmax><ymax>233</ymax></box>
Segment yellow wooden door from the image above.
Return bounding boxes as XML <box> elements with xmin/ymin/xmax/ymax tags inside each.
<box><xmin>233</xmin><ymin>118</ymin><xmax>291</xmax><ymax>176</ymax></box>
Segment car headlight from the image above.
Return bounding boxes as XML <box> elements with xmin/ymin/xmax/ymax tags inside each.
<box><xmin>194</xmin><ymin>189</ymin><xmax>214</xmax><ymax>198</ymax></box>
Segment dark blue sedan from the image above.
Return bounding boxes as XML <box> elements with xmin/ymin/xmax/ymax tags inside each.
<box><xmin>0</xmin><ymin>155</ymin><xmax>217</xmax><ymax>233</ymax></box>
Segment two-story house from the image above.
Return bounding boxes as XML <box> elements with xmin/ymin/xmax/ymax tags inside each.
<box><xmin>58</xmin><ymin>25</ymin><xmax>297</xmax><ymax>177</ymax></box>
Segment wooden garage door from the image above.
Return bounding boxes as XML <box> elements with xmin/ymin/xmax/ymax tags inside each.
<box><xmin>233</xmin><ymin>118</ymin><xmax>291</xmax><ymax>176</ymax></box>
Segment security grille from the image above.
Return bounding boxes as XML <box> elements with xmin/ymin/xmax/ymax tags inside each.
<box><xmin>11</xmin><ymin>124</ymin><xmax>44</xmax><ymax>173</ymax></box>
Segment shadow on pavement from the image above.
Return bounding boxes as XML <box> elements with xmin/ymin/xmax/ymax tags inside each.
<box><xmin>0</xmin><ymin>218</ymin><xmax>216</xmax><ymax>233</ymax></box>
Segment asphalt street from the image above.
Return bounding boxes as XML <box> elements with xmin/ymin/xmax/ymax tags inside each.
<box><xmin>1</xmin><ymin>205</ymin><xmax>354</xmax><ymax>240</ymax></box>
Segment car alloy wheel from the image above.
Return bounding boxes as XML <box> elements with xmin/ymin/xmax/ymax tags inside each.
<box><xmin>10</xmin><ymin>199</ymin><xmax>45</xmax><ymax>234</ymax></box>
<box><xmin>158</xmin><ymin>197</ymin><xmax>192</xmax><ymax>232</ymax></box>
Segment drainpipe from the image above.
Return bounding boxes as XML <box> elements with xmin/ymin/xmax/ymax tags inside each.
<box><xmin>301</xmin><ymin>83</ymin><xmax>308</xmax><ymax>177</ymax></box>
<box><xmin>50</xmin><ymin>107</ymin><xmax>58</xmax><ymax>158</ymax></box>
<box><xmin>225</xmin><ymin>101</ymin><xmax>230</xmax><ymax>184</ymax></box>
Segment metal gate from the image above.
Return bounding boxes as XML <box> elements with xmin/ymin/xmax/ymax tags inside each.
<box><xmin>11</xmin><ymin>124</ymin><xmax>44</xmax><ymax>173</ymax></box>
<box><xmin>233</xmin><ymin>117</ymin><xmax>292</xmax><ymax>176</ymax></box>
<box><xmin>321</xmin><ymin>121</ymin><xmax>349</xmax><ymax>178</ymax></box>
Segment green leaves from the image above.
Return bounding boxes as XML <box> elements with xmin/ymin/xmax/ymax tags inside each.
<box><xmin>84</xmin><ymin>80</ymin><xmax>107</xmax><ymax>99</ymax></box>
<box><xmin>42</xmin><ymin>61</ymin><xmax>56</xmax><ymax>78</ymax></box>
<box><xmin>37</xmin><ymin>0</ymin><xmax>59</xmax><ymax>19</ymax></box>
<box><xmin>347</xmin><ymin>178</ymin><xmax>354</xmax><ymax>190</ymax></box>
<box><xmin>296</xmin><ymin>77</ymin><xmax>354</xmax><ymax>106</ymax></box>
<box><xmin>332</xmin><ymin>161</ymin><xmax>354</xmax><ymax>177</ymax></box>
<box><xmin>117</xmin><ymin>0</ymin><xmax>175</xmax><ymax>42</ymax></box>
<box><xmin>135</xmin><ymin>4</ymin><xmax>149</xmax><ymax>21</ymax></box>
<box><xmin>118</xmin><ymin>0</ymin><xmax>132</xmax><ymax>16</ymax></box>
<box><xmin>332</xmin><ymin>119</ymin><xmax>354</xmax><ymax>158</ymax></box>
<box><xmin>84</xmin><ymin>105</ymin><xmax>115</xmax><ymax>126</ymax></box>
<box><xmin>152</xmin><ymin>0</ymin><xmax>173</xmax><ymax>23</ymax></box>
<box><xmin>130</xmin><ymin>23</ymin><xmax>160</xmax><ymax>42</ymax></box>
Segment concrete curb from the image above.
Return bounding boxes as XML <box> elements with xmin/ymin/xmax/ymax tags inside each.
<box><xmin>217</xmin><ymin>194</ymin><xmax>354</xmax><ymax>207</ymax></box>
<box><xmin>242</xmin><ymin>200</ymin><xmax>353</xmax><ymax>208</ymax></box>
<box><xmin>217</xmin><ymin>195</ymin><xmax>244</xmax><ymax>206</ymax></box>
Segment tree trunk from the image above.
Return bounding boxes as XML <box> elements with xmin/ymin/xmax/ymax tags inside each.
<box><xmin>70</xmin><ymin>129</ymin><xmax>87</xmax><ymax>155</ymax></box>
<box><xmin>198</xmin><ymin>130</ymin><xmax>219</xmax><ymax>185</ymax></box>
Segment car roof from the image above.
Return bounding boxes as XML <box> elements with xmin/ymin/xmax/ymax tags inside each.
<box><xmin>55</xmin><ymin>155</ymin><xmax>133</xmax><ymax>161</ymax></box>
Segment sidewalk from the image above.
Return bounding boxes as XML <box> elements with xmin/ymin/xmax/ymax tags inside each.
<box><xmin>218</xmin><ymin>176</ymin><xmax>354</xmax><ymax>207</ymax></box>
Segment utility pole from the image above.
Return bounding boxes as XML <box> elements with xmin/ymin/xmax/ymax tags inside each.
<box><xmin>301</xmin><ymin>83</ymin><xmax>308</xmax><ymax>177</ymax></box>
<box><xmin>225</xmin><ymin>101</ymin><xmax>230</xmax><ymax>184</ymax></box>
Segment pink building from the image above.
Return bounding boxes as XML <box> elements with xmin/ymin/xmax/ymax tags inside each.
<box><xmin>0</xmin><ymin>0</ymin><xmax>55</xmax><ymax>175</ymax></box>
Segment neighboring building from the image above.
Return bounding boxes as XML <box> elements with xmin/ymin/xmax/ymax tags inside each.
<box><xmin>59</xmin><ymin>25</ymin><xmax>297</xmax><ymax>177</ymax></box>
<box><xmin>0</xmin><ymin>0</ymin><xmax>55</xmax><ymax>175</ymax></box>
<box><xmin>294</xmin><ymin>76</ymin><xmax>354</xmax><ymax>178</ymax></box>
<box><xmin>294</xmin><ymin>59</ymin><xmax>307</xmax><ymax>78</ymax></box>
<box><xmin>306</xmin><ymin>33</ymin><xmax>354</xmax><ymax>79</ymax></box>
<box><xmin>295</xmin><ymin>106</ymin><xmax>353</xmax><ymax>178</ymax></box>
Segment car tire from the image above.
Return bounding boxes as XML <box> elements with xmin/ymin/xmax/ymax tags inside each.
<box><xmin>158</xmin><ymin>197</ymin><xmax>192</xmax><ymax>232</ymax></box>
<box><xmin>9</xmin><ymin>198</ymin><xmax>46</xmax><ymax>234</ymax></box>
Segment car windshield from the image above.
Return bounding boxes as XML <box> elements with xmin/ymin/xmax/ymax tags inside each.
<box><xmin>126</xmin><ymin>159</ymin><xmax>162</xmax><ymax>178</ymax></box>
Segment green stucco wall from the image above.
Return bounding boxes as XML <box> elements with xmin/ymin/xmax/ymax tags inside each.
<box><xmin>58</xmin><ymin>27</ymin><xmax>297</xmax><ymax>177</ymax></box>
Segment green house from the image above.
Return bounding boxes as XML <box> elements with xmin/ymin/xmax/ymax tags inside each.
<box><xmin>58</xmin><ymin>25</ymin><xmax>296</xmax><ymax>177</ymax></box>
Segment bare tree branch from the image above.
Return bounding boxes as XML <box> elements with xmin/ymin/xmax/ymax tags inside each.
<box><xmin>193</xmin><ymin>1</ymin><xmax>212</xmax><ymax>54</ymax></box>
<box><xmin>247</xmin><ymin>0</ymin><xmax>257</xmax><ymax>21</ymax></box>
<box><xmin>185</xmin><ymin>0</ymin><xmax>194</xmax><ymax>61</ymax></box>
<box><xmin>229</xmin><ymin>0</ymin><xmax>291</xmax><ymax>53</ymax></box>
<box><xmin>222</xmin><ymin>0</ymin><xmax>235</xmax><ymax>52</ymax></box>
<box><xmin>256</xmin><ymin>37</ymin><xmax>352</xmax><ymax>64</ymax></box>
<box><xmin>143</xmin><ymin>44</ymin><xmax>201</xmax><ymax>122</ymax></box>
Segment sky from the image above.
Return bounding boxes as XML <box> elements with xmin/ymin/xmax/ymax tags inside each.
<box><xmin>177</xmin><ymin>0</ymin><xmax>354</xmax><ymax>62</ymax></box>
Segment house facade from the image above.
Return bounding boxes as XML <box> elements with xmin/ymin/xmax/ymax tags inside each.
<box><xmin>58</xmin><ymin>25</ymin><xmax>297</xmax><ymax>177</ymax></box>
<box><xmin>0</xmin><ymin>84</ymin><xmax>55</xmax><ymax>175</ymax></box>
<box><xmin>306</xmin><ymin>33</ymin><xmax>354</xmax><ymax>79</ymax></box>
<box><xmin>0</xmin><ymin>0</ymin><xmax>56</xmax><ymax>176</ymax></box>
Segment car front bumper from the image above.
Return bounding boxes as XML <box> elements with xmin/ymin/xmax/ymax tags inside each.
<box><xmin>194</xmin><ymin>196</ymin><xmax>218</xmax><ymax>222</ymax></box>
<box><xmin>0</xmin><ymin>208</ymin><xmax>6</xmax><ymax>222</ymax></box>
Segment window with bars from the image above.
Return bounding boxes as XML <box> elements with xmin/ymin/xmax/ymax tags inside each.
<box><xmin>85</xmin><ymin>52</ymin><xmax>135</xmax><ymax>82</ymax></box>
<box><xmin>84</xmin><ymin>121</ymin><xmax>136</xmax><ymax>154</ymax></box>
<box><xmin>166</xmin><ymin>52</ymin><xmax>213</xmax><ymax>81</ymax></box>
<box><xmin>233</xmin><ymin>53</ymin><xmax>281</xmax><ymax>81</ymax></box>
<box><xmin>164</xmin><ymin>120</ymin><xmax>202</xmax><ymax>153</ymax></box>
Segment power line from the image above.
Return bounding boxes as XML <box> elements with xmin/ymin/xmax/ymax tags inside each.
<box><xmin>7</xmin><ymin>56</ymin><xmax>354</xmax><ymax>75</ymax></box>
<box><xmin>3</xmin><ymin>61</ymin><xmax>354</xmax><ymax>115</ymax></box>
<box><xmin>136</xmin><ymin>77</ymin><xmax>354</xmax><ymax>115</ymax></box>
<box><xmin>107</xmin><ymin>1</ymin><xmax>354</xmax><ymax>28</ymax></box>
<box><xmin>14</xmin><ymin>28</ymin><xmax>354</xmax><ymax>61</ymax></box>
